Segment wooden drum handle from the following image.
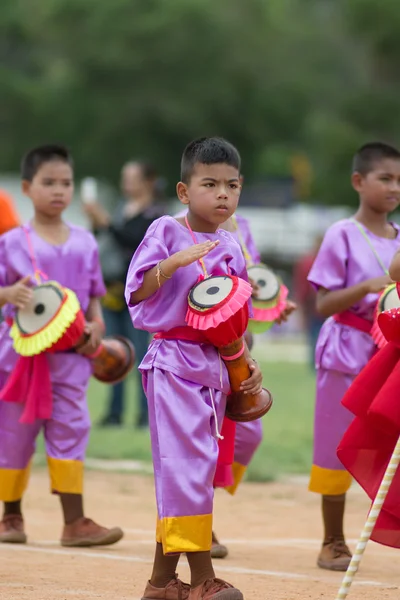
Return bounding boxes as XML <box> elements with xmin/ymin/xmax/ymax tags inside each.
<box><xmin>219</xmin><ymin>337</ymin><xmax>273</xmax><ymax>422</ymax></box>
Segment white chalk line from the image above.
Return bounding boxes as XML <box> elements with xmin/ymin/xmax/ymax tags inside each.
<box><xmin>18</xmin><ymin>525</ymin><xmax>400</xmax><ymax>557</ymax></box>
<box><xmin>112</xmin><ymin>531</ymin><xmax>400</xmax><ymax>558</ymax></box>
<box><xmin>36</xmin><ymin>536</ymin><xmax>400</xmax><ymax>557</ymax></box>
<box><xmin>0</xmin><ymin>542</ymin><xmax>398</xmax><ymax>590</ymax></box>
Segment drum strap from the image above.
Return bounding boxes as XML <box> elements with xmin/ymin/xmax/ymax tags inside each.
<box><xmin>184</xmin><ymin>215</ymin><xmax>210</xmax><ymax>278</ymax></box>
<box><xmin>231</xmin><ymin>214</ymin><xmax>253</xmax><ymax>266</ymax></box>
<box><xmin>22</xmin><ymin>226</ymin><xmax>49</xmax><ymax>283</ymax></box>
<box><xmin>350</xmin><ymin>219</ymin><xmax>389</xmax><ymax>275</ymax></box>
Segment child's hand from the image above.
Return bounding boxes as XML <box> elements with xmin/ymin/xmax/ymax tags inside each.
<box><xmin>275</xmin><ymin>299</ymin><xmax>297</xmax><ymax>325</ymax></box>
<box><xmin>249</xmin><ymin>277</ymin><xmax>260</xmax><ymax>298</ymax></box>
<box><xmin>76</xmin><ymin>321</ymin><xmax>103</xmax><ymax>356</ymax></box>
<box><xmin>4</xmin><ymin>276</ymin><xmax>33</xmax><ymax>309</ymax></box>
<box><xmin>82</xmin><ymin>202</ymin><xmax>110</xmax><ymax>228</ymax></box>
<box><xmin>239</xmin><ymin>357</ymin><xmax>263</xmax><ymax>395</ymax></box>
<box><xmin>172</xmin><ymin>241</ymin><xmax>220</xmax><ymax>269</ymax></box>
<box><xmin>366</xmin><ymin>275</ymin><xmax>393</xmax><ymax>294</ymax></box>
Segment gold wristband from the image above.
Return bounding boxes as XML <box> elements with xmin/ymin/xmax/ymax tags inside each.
<box><xmin>156</xmin><ymin>261</ymin><xmax>172</xmax><ymax>288</ymax></box>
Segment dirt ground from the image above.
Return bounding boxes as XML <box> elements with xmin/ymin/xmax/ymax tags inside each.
<box><xmin>0</xmin><ymin>468</ymin><xmax>399</xmax><ymax>600</ymax></box>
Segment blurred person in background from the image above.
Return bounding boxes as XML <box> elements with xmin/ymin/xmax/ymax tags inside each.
<box><xmin>83</xmin><ymin>161</ymin><xmax>164</xmax><ymax>428</ymax></box>
<box><xmin>293</xmin><ymin>234</ymin><xmax>325</xmax><ymax>367</ymax></box>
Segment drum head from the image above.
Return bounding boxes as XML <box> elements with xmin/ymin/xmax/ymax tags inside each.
<box><xmin>15</xmin><ymin>283</ymin><xmax>65</xmax><ymax>335</ymax></box>
<box><xmin>189</xmin><ymin>276</ymin><xmax>234</xmax><ymax>310</ymax></box>
<box><xmin>247</xmin><ymin>265</ymin><xmax>280</xmax><ymax>302</ymax></box>
<box><xmin>379</xmin><ymin>284</ymin><xmax>400</xmax><ymax>312</ymax></box>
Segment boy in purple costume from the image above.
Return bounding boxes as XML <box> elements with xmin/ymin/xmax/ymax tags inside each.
<box><xmin>0</xmin><ymin>145</ymin><xmax>123</xmax><ymax>547</ymax></box>
<box><xmin>126</xmin><ymin>138</ymin><xmax>264</xmax><ymax>600</ymax></box>
<box><xmin>308</xmin><ymin>142</ymin><xmax>400</xmax><ymax>571</ymax></box>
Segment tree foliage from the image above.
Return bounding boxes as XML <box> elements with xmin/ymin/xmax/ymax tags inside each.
<box><xmin>0</xmin><ymin>0</ymin><xmax>399</xmax><ymax>205</ymax></box>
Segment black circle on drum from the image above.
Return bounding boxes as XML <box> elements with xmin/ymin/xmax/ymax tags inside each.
<box><xmin>34</xmin><ymin>303</ymin><xmax>46</xmax><ymax>316</ymax></box>
<box><xmin>189</xmin><ymin>276</ymin><xmax>234</xmax><ymax>309</ymax></box>
<box><xmin>206</xmin><ymin>286</ymin><xmax>220</xmax><ymax>296</ymax></box>
<box><xmin>15</xmin><ymin>283</ymin><xmax>65</xmax><ymax>335</ymax></box>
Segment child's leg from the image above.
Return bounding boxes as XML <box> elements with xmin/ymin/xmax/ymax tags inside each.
<box><xmin>145</xmin><ymin>369</ymin><xmax>220</xmax><ymax>555</ymax></box>
<box><xmin>226</xmin><ymin>419</ymin><xmax>263</xmax><ymax>495</ymax></box>
<box><xmin>0</xmin><ymin>399</ymin><xmax>41</xmax><ymax>543</ymax></box>
<box><xmin>309</xmin><ymin>368</ymin><xmax>354</xmax><ymax>571</ymax></box>
<box><xmin>144</xmin><ymin>368</ymin><xmax>242</xmax><ymax>599</ymax></box>
<box><xmin>44</xmin><ymin>354</ymin><xmax>123</xmax><ymax>546</ymax></box>
<box><xmin>211</xmin><ymin>419</ymin><xmax>263</xmax><ymax>559</ymax></box>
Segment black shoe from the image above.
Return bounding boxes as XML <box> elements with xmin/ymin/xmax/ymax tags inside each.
<box><xmin>97</xmin><ymin>414</ymin><xmax>122</xmax><ymax>427</ymax></box>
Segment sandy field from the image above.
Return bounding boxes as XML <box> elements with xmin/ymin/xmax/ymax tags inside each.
<box><xmin>0</xmin><ymin>468</ymin><xmax>399</xmax><ymax>600</ymax></box>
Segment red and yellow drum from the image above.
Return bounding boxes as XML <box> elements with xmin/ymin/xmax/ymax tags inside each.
<box><xmin>10</xmin><ymin>280</ymin><xmax>135</xmax><ymax>383</ymax></box>
<box><xmin>2</xmin><ymin>280</ymin><xmax>135</xmax><ymax>424</ymax></box>
<box><xmin>11</xmin><ymin>281</ymin><xmax>85</xmax><ymax>355</ymax></box>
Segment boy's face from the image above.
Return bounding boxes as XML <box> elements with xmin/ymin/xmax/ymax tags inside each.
<box><xmin>22</xmin><ymin>160</ymin><xmax>74</xmax><ymax>217</ymax></box>
<box><xmin>352</xmin><ymin>158</ymin><xmax>400</xmax><ymax>214</ymax></box>
<box><xmin>177</xmin><ymin>162</ymin><xmax>241</xmax><ymax>227</ymax></box>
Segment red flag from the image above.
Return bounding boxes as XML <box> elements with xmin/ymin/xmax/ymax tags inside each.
<box><xmin>337</xmin><ymin>341</ymin><xmax>400</xmax><ymax>547</ymax></box>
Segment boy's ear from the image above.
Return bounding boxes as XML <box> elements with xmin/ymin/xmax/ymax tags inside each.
<box><xmin>21</xmin><ymin>180</ymin><xmax>31</xmax><ymax>196</ymax></box>
<box><xmin>351</xmin><ymin>171</ymin><xmax>363</xmax><ymax>193</ymax></box>
<box><xmin>176</xmin><ymin>181</ymin><xmax>189</xmax><ymax>205</ymax></box>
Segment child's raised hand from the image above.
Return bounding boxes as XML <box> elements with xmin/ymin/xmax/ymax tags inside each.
<box><xmin>5</xmin><ymin>276</ymin><xmax>33</xmax><ymax>309</ymax></box>
<box><xmin>172</xmin><ymin>240</ymin><xmax>220</xmax><ymax>268</ymax></box>
<box><xmin>366</xmin><ymin>275</ymin><xmax>393</xmax><ymax>294</ymax></box>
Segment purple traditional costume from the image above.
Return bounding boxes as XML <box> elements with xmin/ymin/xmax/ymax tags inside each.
<box><xmin>174</xmin><ymin>211</ymin><xmax>264</xmax><ymax>494</ymax></box>
<box><xmin>125</xmin><ymin>216</ymin><xmax>248</xmax><ymax>554</ymax></box>
<box><xmin>0</xmin><ymin>223</ymin><xmax>105</xmax><ymax>501</ymax></box>
<box><xmin>308</xmin><ymin>218</ymin><xmax>400</xmax><ymax>495</ymax></box>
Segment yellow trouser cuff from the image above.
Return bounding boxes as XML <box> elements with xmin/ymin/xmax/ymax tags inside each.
<box><xmin>158</xmin><ymin>514</ymin><xmax>213</xmax><ymax>554</ymax></box>
<box><xmin>0</xmin><ymin>464</ymin><xmax>31</xmax><ymax>502</ymax></box>
<box><xmin>47</xmin><ymin>457</ymin><xmax>84</xmax><ymax>494</ymax></box>
<box><xmin>225</xmin><ymin>462</ymin><xmax>247</xmax><ymax>496</ymax></box>
<box><xmin>309</xmin><ymin>464</ymin><xmax>352</xmax><ymax>495</ymax></box>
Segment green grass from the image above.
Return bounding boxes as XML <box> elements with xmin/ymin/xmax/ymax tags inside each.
<box><xmin>246</xmin><ymin>360</ymin><xmax>316</xmax><ymax>482</ymax></box>
<box><xmin>37</xmin><ymin>358</ymin><xmax>316</xmax><ymax>483</ymax></box>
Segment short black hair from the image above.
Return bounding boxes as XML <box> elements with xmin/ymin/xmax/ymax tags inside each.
<box><xmin>352</xmin><ymin>142</ymin><xmax>400</xmax><ymax>175</ymax></box>
<box><xmin>21</xmin><ymin>144</ymin><xmax>73</xmax><ymax>181</ymax></box>
<box><xmin>181</xmin><ymin>137</ymin><xmax>241</xmax><ymax>183</ymax></box>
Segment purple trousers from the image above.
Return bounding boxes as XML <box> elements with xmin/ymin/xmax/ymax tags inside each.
<box><xmin>0</xmin><ymin>353</ymin><xmax>92</xmax><ymax>502</ymax></box>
